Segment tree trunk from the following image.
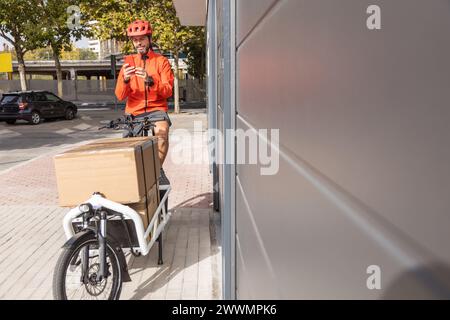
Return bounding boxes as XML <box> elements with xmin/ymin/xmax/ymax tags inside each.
<box><xmin>16</xmin><ymin>50</ymin><xmax>27</xmax><ymax>91</ymax></box>
<box><xmin>174</xmin><ymin>51</ymin><xmax>180</xmax><ymax>114</ymax></box>
<box><xmin>52</xmin><ymin>46</ymin><xmax>63</xmax><ymax>97</ymax></box>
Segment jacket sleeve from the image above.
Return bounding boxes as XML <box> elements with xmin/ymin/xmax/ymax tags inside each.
<box><xmin>156</xmin><ymin>57</ymin><xmax>174</xmax><ymax>99</ymax></box>
<box><xmin>115</xmin><ymin>66</ymin><xmax>131</xmax><ymax>101</ymax></box>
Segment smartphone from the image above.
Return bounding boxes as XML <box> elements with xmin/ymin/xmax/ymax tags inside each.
<box><xmin>124</xmin><ymin>55</ymin><xmax>136</xmax><ymax>68</ymax></box>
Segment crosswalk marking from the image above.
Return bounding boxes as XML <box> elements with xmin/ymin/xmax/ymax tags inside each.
<box><xmin>0</xmin><ymin>129</ymin><xmax>21</xmax><ymax>138</ymax></box>
<box><xmin>72</xmin><ymin>123</ymin><xmax>91</xmax><ymax>131</ymax></box>
<box><xmin>55</xmin><ymin>128</ymin><xmax>75</xmax><ymax>135</ymax></box>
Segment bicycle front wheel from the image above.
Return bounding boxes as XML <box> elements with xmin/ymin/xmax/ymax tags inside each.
<box><xmin>52</xmin><ymin>233</ymin><xmax>122</xmax><ymax>300</ymax></box>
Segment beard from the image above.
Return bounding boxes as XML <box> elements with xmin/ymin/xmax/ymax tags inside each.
<box><xmin>132</xmin><ymin>35</ymin><xmax>152</xmax><ymax>54</ymax></box>
<box><xmin>136</xmin><ymin>46</ymin><xmax>148</xmax><ymax>54</ymax></box>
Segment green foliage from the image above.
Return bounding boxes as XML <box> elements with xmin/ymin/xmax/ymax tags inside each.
<box><xmin>0</xmin><ymin>0</ymin><xmax>205</xmax><ymax>98</ymax></box>
<box><xmin>0</xmin><ymin>1</ymin><xmax>93</xmax><ymax>56</ymax></box>
<box><xmin>78</xmin><ymin>48</ymin><xmax>98</xmax><ymax>60</ymax></box>
<box><xmin>84</xmin><ymin>0</ymin><xmax>206</xmax><ymax>114</ymax></box>
<box><xmin>1</xmin><ymin>0</ymin><xmax>206</xmax><ymax>70</ymax></box>
<box><xmin>184</xmin><ymin>27</ymin><xmax>206</xmax><ymax>79</ymax></box>
<box><xmin>8</xmin><ymin>45</ymin><xmax>97</xmax><ymax>61</ymax></box>
<box><xmin>86</xmin><ymin>0</ymin><xmax>205</xmax><ymax>69</ymax></box>
<box><xmin>36</xmin><ymin>0</ymin><xmax>93</xmax><ymax>56</ymax></box>
<box><xmin>24</xmin><ymin>47</ymin><xmax>53</xmax><ymax>60</ymax></box>
<box><xmin>0</xmin><ymin>0</ymin><xmax>46</xmax><ymax>59</ymax></box>
<box><xmin>60</xmin><ymin>45</ymin><xmax>98</xmax><ymax>60</ymax></box>
<box><xmin>84</xmin><ymin>0</ymin><xmax>148</xmax><ymax>41</ymax></box>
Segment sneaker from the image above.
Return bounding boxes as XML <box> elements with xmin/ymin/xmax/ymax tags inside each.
<box><xmin>159</xmin><ymin>168</ymin><xmax>170</xmax><ymax>186</ymax></box>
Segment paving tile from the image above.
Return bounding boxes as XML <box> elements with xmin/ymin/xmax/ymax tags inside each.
<box><xmin>0</xmin><ymin>113</ymin><xmax>221</xmax><ymax>300</ymax></box>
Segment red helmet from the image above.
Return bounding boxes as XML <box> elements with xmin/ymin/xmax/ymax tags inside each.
<box><xmin>127</xmin><ymin>20</ymin><xmax>152</xmax><ymax>37</ymax></box>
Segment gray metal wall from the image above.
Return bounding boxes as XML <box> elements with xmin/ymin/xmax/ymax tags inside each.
<box><xmin>234</xmin><ymin>0</ymin><xmax>450</xmax><ymax>299</ymax></box>
<box><xmin>211</xmin><ymin>0</ymin><xmax>237</xmax><ymax>299</ymax></box>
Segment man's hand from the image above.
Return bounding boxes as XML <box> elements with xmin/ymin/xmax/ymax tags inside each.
<box><xmin>123</xmin><ymin>63</ymin><xmax>136</xmax><ymax>82</ymax></box>
<box><xmin>136</xmin><ymin>67</ymin><xmax>155</xmax><ymax>87</ymax></box>
<box><xmin>135</xmin><ymin>67</ymin><xmax>147</xmax><ymax>80</ymax></box>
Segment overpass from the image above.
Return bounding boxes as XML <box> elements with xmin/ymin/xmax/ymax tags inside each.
<box><xmin>11</xmin><ymin>58</ymin><xmax>187</xmax><ymax>80</ymax></box>
<box><xmin>12</xmin><ymin>60</ymin><xmax>122</xmax><ymax>80</ymax></box>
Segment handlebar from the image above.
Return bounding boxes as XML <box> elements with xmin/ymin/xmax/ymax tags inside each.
<box><xmin>98</xmin><ymin>114</ymin><xmax>166</xmax><ymax>136</ymax></box>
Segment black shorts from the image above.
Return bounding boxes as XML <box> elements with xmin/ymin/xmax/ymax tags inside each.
<box><xmin>134</xmin><ymin>110</ymin><xmax>172</xmax><ymax>127</ymax></box>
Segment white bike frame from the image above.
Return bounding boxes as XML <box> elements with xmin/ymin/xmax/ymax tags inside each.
<box><xmin>62</xmin><ymin>185</ymin><xmax>172</xmax><ymax>256</ymax></box>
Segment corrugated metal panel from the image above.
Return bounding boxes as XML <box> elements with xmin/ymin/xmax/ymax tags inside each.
<box><xmin>235</xmin><ymin>0</ymin><xmax>450</xmax><ymax>299</ymax></box>
<box><xmin>237</xmin><ymin>0</ymin><xmax>278</xmax><ymax>45</ymax></box>
<box><xmin>215</xmin><ymin>0</ymin><xmax>237</xmax><ymax>299</ymax></box>
<box><xmin>173</xmin><ymin>0</ymin><xmax>207</xmax><ymax>26</ymax></box>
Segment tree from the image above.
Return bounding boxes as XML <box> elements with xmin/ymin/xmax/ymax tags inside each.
<box><xmin>147</xmin><ymin>1</ymin><xmax>202</xmax><ymax>113</ymax></box>
<box><xmin>0</xmin><ymin>0</ymin><xmax>45</xmax><ymax>90</ymax></box>
<box><xmin>79</xmin><ymin>48</ymin><xmax>98</xmax><ymax>60</ymax></box>
<box><xmin>87</xmin><ymin>0</ymin><xmax>204</xmax><ymax>113</ymax></box>
<box><xmin>60</xmin><ymin>46</ymin><xmax>80</xmax><ymax>60</ymax></box>
<box><xmin>23</xmin><ymin>45</ymin><xmax>97</xmax><ymax>61</ymax></box>
<box><xmin>185</xmin><ymin>27</ymin><xmax>206</xmax><ymax>80</ymax></box>
<box><xmin>36</xmin><ymin>0</ymin><xmax>92</xmax><ymax>97</ymax></box>
<box><xmin>61</xmin><ymin>46</ymin><xmax>98</xmax><ymax>60</ymax></box>
<box><xmin>24</xmin><ymin>47</ymin><xmax>53</xmax><ymax>60</ymax></box>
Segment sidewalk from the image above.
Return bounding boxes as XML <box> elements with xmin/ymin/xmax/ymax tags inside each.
<box><xmin>0</xmin><ymin>116</ymin><xmax>221</xmax><ymax>300</ymax></box>
<box><xmin>73</xmin><ymin>100</ymin><xmax>206</xmax><ymax>110</ymax></box>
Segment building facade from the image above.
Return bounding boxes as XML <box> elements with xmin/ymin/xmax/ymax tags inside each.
<box><xmin>88</xmin><ymin>38</ymin><xmax>123</xmax><ymax>60</ymax></box>
<box><xmin>176</xmin><ymin>0</ymin><xmax>450</xmax><ymax>299</ymax></box>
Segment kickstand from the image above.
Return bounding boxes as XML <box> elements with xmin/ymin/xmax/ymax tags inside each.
<box><xmin>157</xmin><ymin>233</ymin><xmax>163</xmax><ymax>265</ymax></box>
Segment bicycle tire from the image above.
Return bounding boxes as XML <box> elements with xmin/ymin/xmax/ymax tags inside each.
<box><xmin>52</xmin><ymin>233</ymin><xmax>122</xmax><ymax>300</ymax></box>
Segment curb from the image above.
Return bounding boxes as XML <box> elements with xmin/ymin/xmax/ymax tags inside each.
<box><xmin>75</xmin><ymin>103</ymin><xmax>126</xmax><ymax>110</ymax></box>
<box><xmin>73</xmin><ymin>102</ymin><xmax>206</xmax><ymax>110</ymax></box>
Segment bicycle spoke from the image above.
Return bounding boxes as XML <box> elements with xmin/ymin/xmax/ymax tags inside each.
<box><xmin>62</xmin><ymin>240</ymin><xmax>119</xmax><ymax>300</ymax></box>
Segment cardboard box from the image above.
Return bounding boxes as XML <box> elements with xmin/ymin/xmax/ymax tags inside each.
<box><xmin>104</xmin><ymin>182</ymin><xmax>160</xmax><ymax>246</ymax></box>
<box><xmin>128</xmin><ymin>183</ymin><xmax>160</xmax><ymax>242</ymax></box>
<box><xmin>87</xmin><ymin>136</ymin><xmax>161</xmax><ymax>188</ymax></box>
<box><xmin>54</xmin><ymin>137</ymin><xmax>160</xmax><ymax>207</ymax></box>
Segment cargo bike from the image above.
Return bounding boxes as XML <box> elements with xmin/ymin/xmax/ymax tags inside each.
<box><xmin>52</xmin><ymin>114</ymin><xmax>171</xmax><ymax>300</ymax></box>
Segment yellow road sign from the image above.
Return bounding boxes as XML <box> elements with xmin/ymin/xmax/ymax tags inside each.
<box><xmin>0</xmin><ymin>52</ymin><xmax>13</xmax><ymax>73</ymax></box>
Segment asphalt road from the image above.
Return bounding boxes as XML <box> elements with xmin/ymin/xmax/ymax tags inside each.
<box><xmin>0</xmin><ymin>108</ymin><xmax>207</xmax><ymax>173</ymax></box>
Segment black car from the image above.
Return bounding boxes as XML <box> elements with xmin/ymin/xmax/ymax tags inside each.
<box><xmin>0</xmin><ymin>90</ymin><xmax>77</xmax><ymax>125</ymax></box>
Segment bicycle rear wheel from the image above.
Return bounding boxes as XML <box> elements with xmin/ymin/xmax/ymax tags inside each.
<box><xmin>52</xmin><ymin>233</ymin><xmax>122</xmax><ymax>300</ymax></box>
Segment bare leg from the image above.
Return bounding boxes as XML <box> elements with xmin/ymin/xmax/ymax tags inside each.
<box><xmin>153</xmin><ymin>120</ymin><xmax>169</xmax><ymax>166</ymax></box>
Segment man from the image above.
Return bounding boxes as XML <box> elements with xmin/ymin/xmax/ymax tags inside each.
<box><xmin>115</xmin><ymin>19</ymin><xmax>174</xmax><ymax>182</ymax></box>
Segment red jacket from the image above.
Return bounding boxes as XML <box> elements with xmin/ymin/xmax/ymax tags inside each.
<box><xmin>115</xmin><ymin>51</ymin><xmax>174</xmax><ymax>115</ymax></box>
